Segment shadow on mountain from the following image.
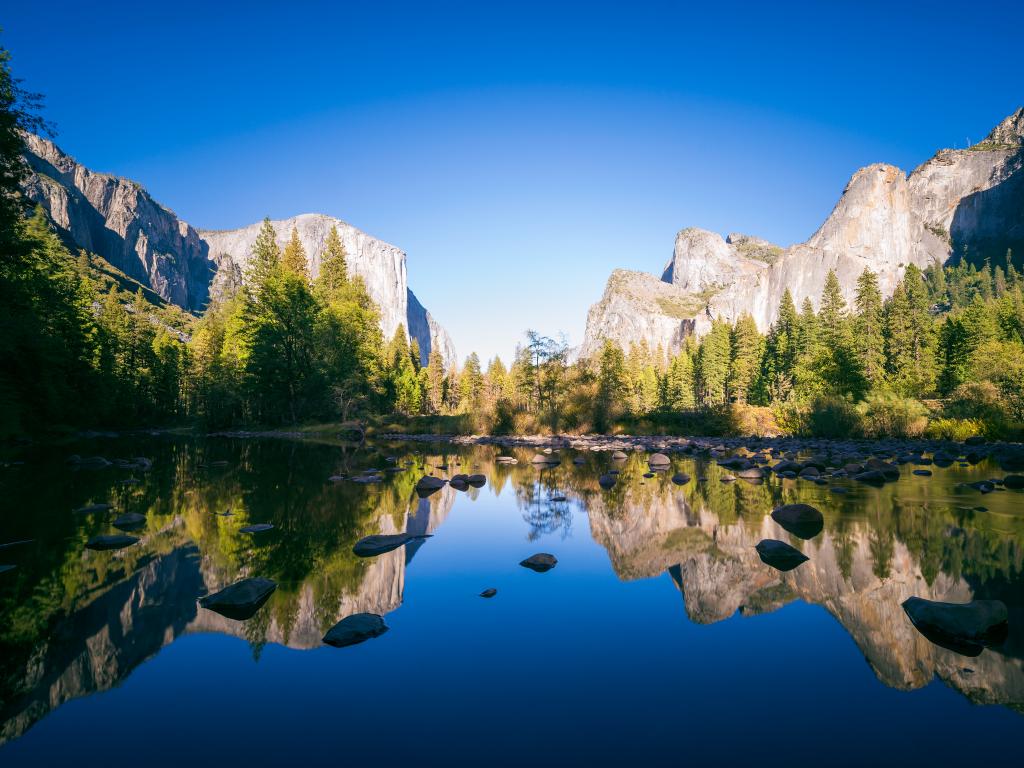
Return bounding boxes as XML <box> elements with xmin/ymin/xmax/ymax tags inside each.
<box><xmin>951</xmin><ymin>146</ymin><xmax>1024</xmax><ymax>266</ymax></box>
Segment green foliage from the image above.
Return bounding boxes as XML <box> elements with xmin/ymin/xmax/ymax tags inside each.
<box><xmin>855</xmin><ymin>392</ymin><xmax>929</xmax><ymax>438</ymax></box>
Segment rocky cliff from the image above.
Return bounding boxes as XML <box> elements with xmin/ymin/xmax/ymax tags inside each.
<box><xmin>580</xmin><ymin>108</ymin><xmax>1024</xmax><ymax>357</ymax></box>
<box><xmin>21</xmin><ymin>135</ymin><xmax>455</xmax><ymax>366</ymax></box>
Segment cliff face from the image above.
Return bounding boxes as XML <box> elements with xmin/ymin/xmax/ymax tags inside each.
<box><xmin>580</xmin><ymin>108</ymin><xmax>1024</xmax><ymax>357</ymax></box>
<box><xmin>21</xmin><ymin>136</ymin><xmax>455</xmax><ymax>366</ymax></box>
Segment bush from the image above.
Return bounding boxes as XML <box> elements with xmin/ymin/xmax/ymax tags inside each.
<box><xmin>771</xmin><ymin>400</ymin><xmax>809</xmax><ymax>436</ymax></box>
<box><xmin>926</xmin><ymin>417</ymin><xmax>987</xmax><ymax>441</ymax></box>
<box><xmin>855</xmin><ymin>392</ymin><xmax>929</xmax><ymax>438</ymax></box>
<box><xmin>727</xmin><ymin>404</ymin><xmax>781</xmax><ymax>437</ymax></box>
<box><xmin>806</xmin><ymin>396</ymin><xmax>860</xmax><ymax>438</ymax></box>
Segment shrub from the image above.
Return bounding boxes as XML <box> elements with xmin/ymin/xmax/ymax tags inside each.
<box><xmin>728</xmin><ymin>404</ymin><xmax>781</xmax><ymax>437</ymax></box>
<box><xmin>806</xmin><ymin>396</ymin><xmax>860</xmax><ymax>438</ymax></box>
<box><xmin>856</xmin><ymin>392</ymin><xmax>929</xmax><ymax>438</ymax></box>
<box><xmin>926</xmin><ymin>417</ymin><xmax>987</xmax><ymax>442</ymax></box>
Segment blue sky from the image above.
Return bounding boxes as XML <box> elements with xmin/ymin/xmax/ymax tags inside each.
<box><xmin>5</xmin><ymin>1</ymin><xmax>1022</xmax><ymax>363</ymax></box>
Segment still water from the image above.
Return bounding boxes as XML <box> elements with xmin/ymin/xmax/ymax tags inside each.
<box><xmin>0</xmin><ymin>435</ymin><xmax>1021</xmax><ymax>766</ymax></box>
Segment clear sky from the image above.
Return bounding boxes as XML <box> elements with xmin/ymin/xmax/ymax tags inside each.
<box><xmin>4</xmin><ymin>1</ymin><xmax>1022</xmax><ymax>364</ymax></box>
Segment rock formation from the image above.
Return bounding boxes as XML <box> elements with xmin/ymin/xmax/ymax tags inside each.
<box><xmin>580</xmin><ymin>108</ymin><xmax>1024</xmax><ymax>357</ymax></box>
<box><xmin>21</xmin><ymin>135</ymin><xmax>455</xmax><ymax>366</ymax></box>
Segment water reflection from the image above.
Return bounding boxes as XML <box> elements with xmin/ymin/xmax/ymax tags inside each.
<box><xmin>0</xmin><ymin>436</ymin><xmax>1022</xmax><ymax>748</ymax></box>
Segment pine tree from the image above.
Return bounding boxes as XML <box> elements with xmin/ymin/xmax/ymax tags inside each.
<box><xmin>459</xmin><ymin>352</ymin><xmax>484</xmax><ymax>412</ymax></box>
<box><xmin>663</xmin><ymin>347</ymin><xmax>695</xmax><ymax>409</ymax></box>
<box><xmin>247</xmin><ymin>218</ymin><xmax>281</xmax><ymax>296</ymax></box>
<box><xmin>317</xmin><ymin>225</ymin><xmax>348</xmax><ymax>297</ymax></box>
<box><xmin>819</xmin><ymin>270</ymin><xmax>848</xmax><ymax>347</ymax></box>
<box><xmin>595</xmin><ymin>340</ymin><xmax>628</xmax><ymax>430</ymax></box>
<box><xmin>281</xmin><ymin>226</ymin><xmax>308</xmax><ymax>280</ymax></box>
<box><xmin>696</xmin><ymin>320</ymin><xmax>731</xmax><ymax>405</ymax></box>
<box><xmin>854</xmin><ymin>268</ymin><xmax>885</xmax><ymax>388</ymax></box>
<box><xmin>424</xmin><ymin>348</ymin><xmax>447</xmax><ymax>413</ymax></box>
<box><xmin>728</xmin><ymin>313</ymin><xmax>761</xmax><ymax>404</ymax></box>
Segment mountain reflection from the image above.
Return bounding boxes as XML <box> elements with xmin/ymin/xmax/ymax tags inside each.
<box><xmin>0</xmin><ymin>437</ymin><xmax>1022</xmax><ymax>745</ymax></box>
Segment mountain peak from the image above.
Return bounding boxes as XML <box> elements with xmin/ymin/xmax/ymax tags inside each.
<box><xmin>976</xmin><ymin>107</ymin><xmax>1024</xmax><ymax>149</ymax></box>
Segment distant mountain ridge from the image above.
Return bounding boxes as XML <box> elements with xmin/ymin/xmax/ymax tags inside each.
<box><xmin>21</xmin><ymin>134</ymin><xmax>455</xmax><ymax>366</ymax></box>
<box><xmin>580</xmin><ymin>108</ymin><xmax>1024</xmax><ymax>358</ymax></box>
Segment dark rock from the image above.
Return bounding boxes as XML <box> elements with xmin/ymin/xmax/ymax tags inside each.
<box><xmin>323</xmin><ymin>613</ymin><xmax>389</xmax><ymax>647</ymax></box>
<box><xmin>598</xmin><ymin>473</ymin><xmax>617</xmax><ymax>489</ymax></box>
<box><xmin>913</xmin><ymin>469</ymin><xmax>933</xmax><ymax>476</ymax></box>
<box><xmin>449</xmin><ymin>474</ymin><xmax>470</xmax><ymax>491</ymax></box>
<box><xmin>964</xmin><ymin>435</ymin><xmax>986</xmax><ymax>446</ymax></box>
<box><xmin>73</xmin><ymin>503</ymin><xmax>113</xmax><ymax>514</ymax></box>
<box><xmin>1003</xmin><ymin>475</ymin><xmax>1024</xmax><ymax>489</ymax></box>
<box><xmin>112</xmin><ymin>513</ymin><xmax>146</xmax><ymax>531</ymax></box>
<box><xmin>520</xmin><ymin>553</ymin><xmax>558</xmax><ymax>572</ymax></box>
<box><xmin>353</xmin><ymin>532</ymin><xmax>430</xmax><ymax>557</ymax></box>
<box><xmin>772</xmin><ymin>460</ymin><xmax>801</xmax><ymax>474</ymax></box>
<box><xmin>415</xmin><ymin>475</ymin><xmax>446</xmax><ymax>497</ymax></box>
<box><xmin>199</xmin><ymin>577</ymin><xmax>277</xmax><ymax>620</ymax></box>
<box><xmin>853</xmin><ymin>470</ymin><xmax>887</xmax><ymax>485</ymax></box>
<box><xmin>771</xmin><ymin>503</ymin><xmax>824</xmax><ymax>540</ymax></box>
<box><xmin>240</xmin><ymin>523</ymin><xmax>274</xmax><ymax>533</ymax></box>
<box><xmin>643</xmin><ymin>471</ymin><xmax>655</xmax><ymax>478</ymax></box>
<box><xmin>902</xmin><ymin>597</ymin><xmax>1009</xmax><ymax>656</ymax></box>
<box><xmin>864</xmin><ymin>458</ymin><xmax>900</xmax><ymax>480</ymax></box>
<box><xmin>480</xmin><ymin>588</ymin><xmax>497</xmax><ymax>598</ymax></box>
<box><xmin>467</xmin><ymin>474</ymin><xmax>487</xmax><ymax>487</ymax></box>
<box><xmin>671</xmin><ymin>472</ymin><xmax>691</xmax><ymax>485</ymax></box>
<box><xmin>572</xmin><ymin>456</ymin><xmax>587</xmax><ymax>465</ymax></box>
<box><xmin>755</xmin><ymin>539</ymin><xmax>809</xmax><ymax>572</ymax></box>
<box><xmin>550</xmin><ymin>494</ymin><xmax>568</xmax><ymax>502</ymax></box>
<box><xmin>85</xmin><ymin>534</ymin><xmax>139</xmax><ymax>551</ymax></box>
<box><xmin>965</xmin><ymin>480</ymin><xmax>995</xmax><ymax>494</ymax></box>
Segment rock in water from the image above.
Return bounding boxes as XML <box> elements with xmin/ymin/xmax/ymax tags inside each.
<box><xmin>520</xmin><ymin>553</ymin><xmax>558</xmax><ymax>572</ymax></box>
<box><xmin>611</xmin><ymin>450</ymin><xmax>628</xmax><ymax>461</ymax></box>
<box><xmin>531</xmin><ymin>454</ymin><xmax>560</xmax><ymax>466</ymax></box>
<box><xmin>598</xmin><ymin>473</ymin><xmax>617</xmax><ymax>489</ymax></box>
<box><xmin>200</xmin><ymin>577</ymin><xmax>278</xmax><ymax>621</ymax></box>
<box><xmin>73</xmin><ymin>503</ymin><xmax>113</xmax><ymax>514</ymax></box>
<box><xmin>449</xmin><ymin>474</ymin><xmax>470</xmax><ymax>491</ymax></box>
<box><xmin>902</xmin><ymin>597</ymin><xmax>1009</xmax><ymax>656</ymax></box>
<box><xmin>480</xmin><ymin>588</ymin><xmax>497</xmax><ymax>598</ymax></box>
<box><xmin>770</xmin><ymin>503</ymin><xmax>824</xmax><ymax>540</ymax></box>
<box><xmin>648</xmin><ymin>453</ymin><xmax>671</xmax><ymax>468</ymax></box>
<box><xmin>671</xmin><ymin>472</ymin><xmax>691</xmax><ymax>485</ymax></box>
<box><xmin>323</xmin><ymin>613</ymin><xmax>389</xmax><ymax>647</ymax></box>
<box><xmin>755</xmin><ymin>539</ymin><xmax>809</xmax><ymax>572</ymax></box>
<box><xmin>112</xmin><ymin>513</ymin><xmax>146</xmax><ymax>531</ymax></box>
<box><xmin>467</xmin><ymin>474</ymin><xmax>487</xmax><ymax>487</ymax></box>
<box><xmin>1003</xmin><ymin>475</ymin><xmax>1024</xmax><ymax>489</ymax></box>
<box><xmin>85</xmin><ymin>534</ymin><xmax>139</xmax><ymax>551</ymax></box>
<box><xmin>240</xmin><ymin>523</ymin><xmax>274</xmax><ymax>533</ymax></box>
<box><xmin>415</xmin><ymin>475</ymin><xmax>446</xmax><ymax>497</ymax></box>
<box><xmin>353</xmin><ymin>532</ymin><xmax>430</xmax><ymax>558</ymax></box>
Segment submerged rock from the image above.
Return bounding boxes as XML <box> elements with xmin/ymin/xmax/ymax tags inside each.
<box><xmin>648</xmin><ymin>452</ymin><xmax>671</xmax><ymax>468</ymax></box>
<box><xmin>902</xmin><ymin>596</ymin><xmax>1009</xmax><ymax>656</ymax></box>
<box><xmin>770</xmin><ymin>503</ymin><xmax>824</xmax><ymax>540</ymax></box>
<box><xmin>85</xmin><ymin>534</ymin><xmax>139</xmax><ymax>551</ymax></box>
<box><xmin>200</xmin><ymin>577</ymin><xmax>277</xmax><ymax>621</ymax></box>
<box><xmin>73</xmin><ymin>503</ymin><xmax>113</xmax><ymax>514</ymax></box>
<box><xmin>353</xmin><ymin>532</ymin><xmax>430</xmax><ymax>557</ymax></box>
<box><xmin>240</xmin><ymin>523</ymin><xmax>274</xmax><ymax>533</ymax></box>
<box><xmin>112</xmin><ymin>513</ymin><xmax>146</xmax><ymax>531</ymax></box>
<box><xmin>755</xmin><ymin>539</ymin><xmax>809</xmax><ymax>572</ymax></box>
<box><xmin>480</xmin><ymin>588</ymin><xmax>497</xmax><ymax>598</ymax></box>
<box><xmin>415</xmin><ymin>475</ymin><xmax>446</xmax><ymax>497</ymax></box>
<box><xmin>671</xmin><ymin>472</ymin><xmax>691</xmax><ymax>485</ymax></box>
<box><xmin>520</xmin><ymin>553</ymin><xmax>558</xmax><ymax>572</ymax></box>
<box><xmin>323</xmin><ymin>613</ymin><xmax>389</xmax><ymax>647</ymax></box>
<box><xmin>598</xmin><ymin>473</ymin><xmax>617</xmax><ymax>489</ymax></box>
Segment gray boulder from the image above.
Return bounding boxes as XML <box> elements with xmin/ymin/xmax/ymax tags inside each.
<box><xmin>85</xmin><ymin>534</ymin><xmax>139</xmax><ymax>551</ymax></box>
<box><xmin>112</xmin><ymin>513</ymin><xmax>146</xmax><ymax>531</ymax></box>
<box><xmin>199</xmin><ymin>577</ymin><xmax>277</xmax><ymax>621</ymax></box>
<box><xmin>520</xmin><ymin>553</ymin><xmax>558</xmax><ymax>572</ymax></box>
<box><xmin>902</xmin><ymin>596</ymin><xmax>1009</xmax><ymax>656</ymax></box>
<box><xmin>323</xmin><ymin>613</ymin><xmax>389</xmax><ymax>647</ymax></box>
<box><xmin>353</xmin><ymin>532</ymin><xmax>430</xmax><ymax>557</ymax></box>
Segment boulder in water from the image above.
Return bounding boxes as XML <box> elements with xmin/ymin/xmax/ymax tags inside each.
<box><xmin>415</xmin><ymin>475</ymin><xmax>446</xmax><ymax>497</ymax></box>
<box><xmin>240</xmin><ymin>523</ymin><xmax>274</xmax><ymax>533</ymax></box>
<box><xmin>199</xmin><ymin>577</ymin><xmax>277</xmax><ymax>620</ymax></box>
<box><xmin>671</xmin><ymin>472</ymin><xmax>691</xmax><ymax>485</ymax></box>
<box><xmin>770</xmin><ymin>503</ymin><xmax>824</xmax><ymax>540</ymax></box>
<box><xmin>73</xmin><ymin>503</ymin><xmax>112</xmax><ymax>515</ymax></box>
<box><xmin>611</xmin><ymin>450</ymin><xmax>628</xmax><ymax>461</ymax></box>
<box><xmin>755</xmin><ymin>539</ymin><xmax>809</xmax><ymax>572</ymax></box>
<box><xmin>648</xmin><ymin>453</ymin><xmax>671</xmax><ymax>468</ymax></box>
<box><xmin>467</xmin><ymin>474</ymin><xmax>487</xmax><ymax>487</ymax></box>
<box><xmin>85</xmin><ymin>534</ymin><xmax>139</xmax><ymax>551</ymax></box>
<box><xmin>902</xmin><ymin>596</ymin><xmax>1009</xmax><ymax>656</ymax></box>
<box><xmin>323</xmin><ymin>613</ymin><xmax>389</xmax><ymax>647</ymax></box>
<box><xmin>1003</xmin><ymin>475</ymin><xmax>1024</xmax><ymax>489</ymax></box>
<box><xmin>112</xmin><ymin>513</ymin><xmax>146</xmax><ymax>531</ymax></box>
<box><xmin>480</xmin><ymin>588</ymin><xmax>497</xmax><ymax>598</ymax></box>
<box><xmin>853</xmin><ymin>470</ymin><xmax>887</xmax><ymax>485</ymax></box>
<box><xmin>520</xmin><ymin>553</ymin><xmax>558</xmax><ymax>572</ymax></box>
<box><xmin>353</xmin><ymin>532</ymin><xmax>430</xmax><ymax>557</ymax></box>
<box><xmin>598</xmin><ymin>473</ymin><xmax>617</xmax><ymax>490</ymax></box>
<box><xmin>449</xmin><ymin>474</ymin><xmax>470</xmax><ymax>491</ymax></box>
